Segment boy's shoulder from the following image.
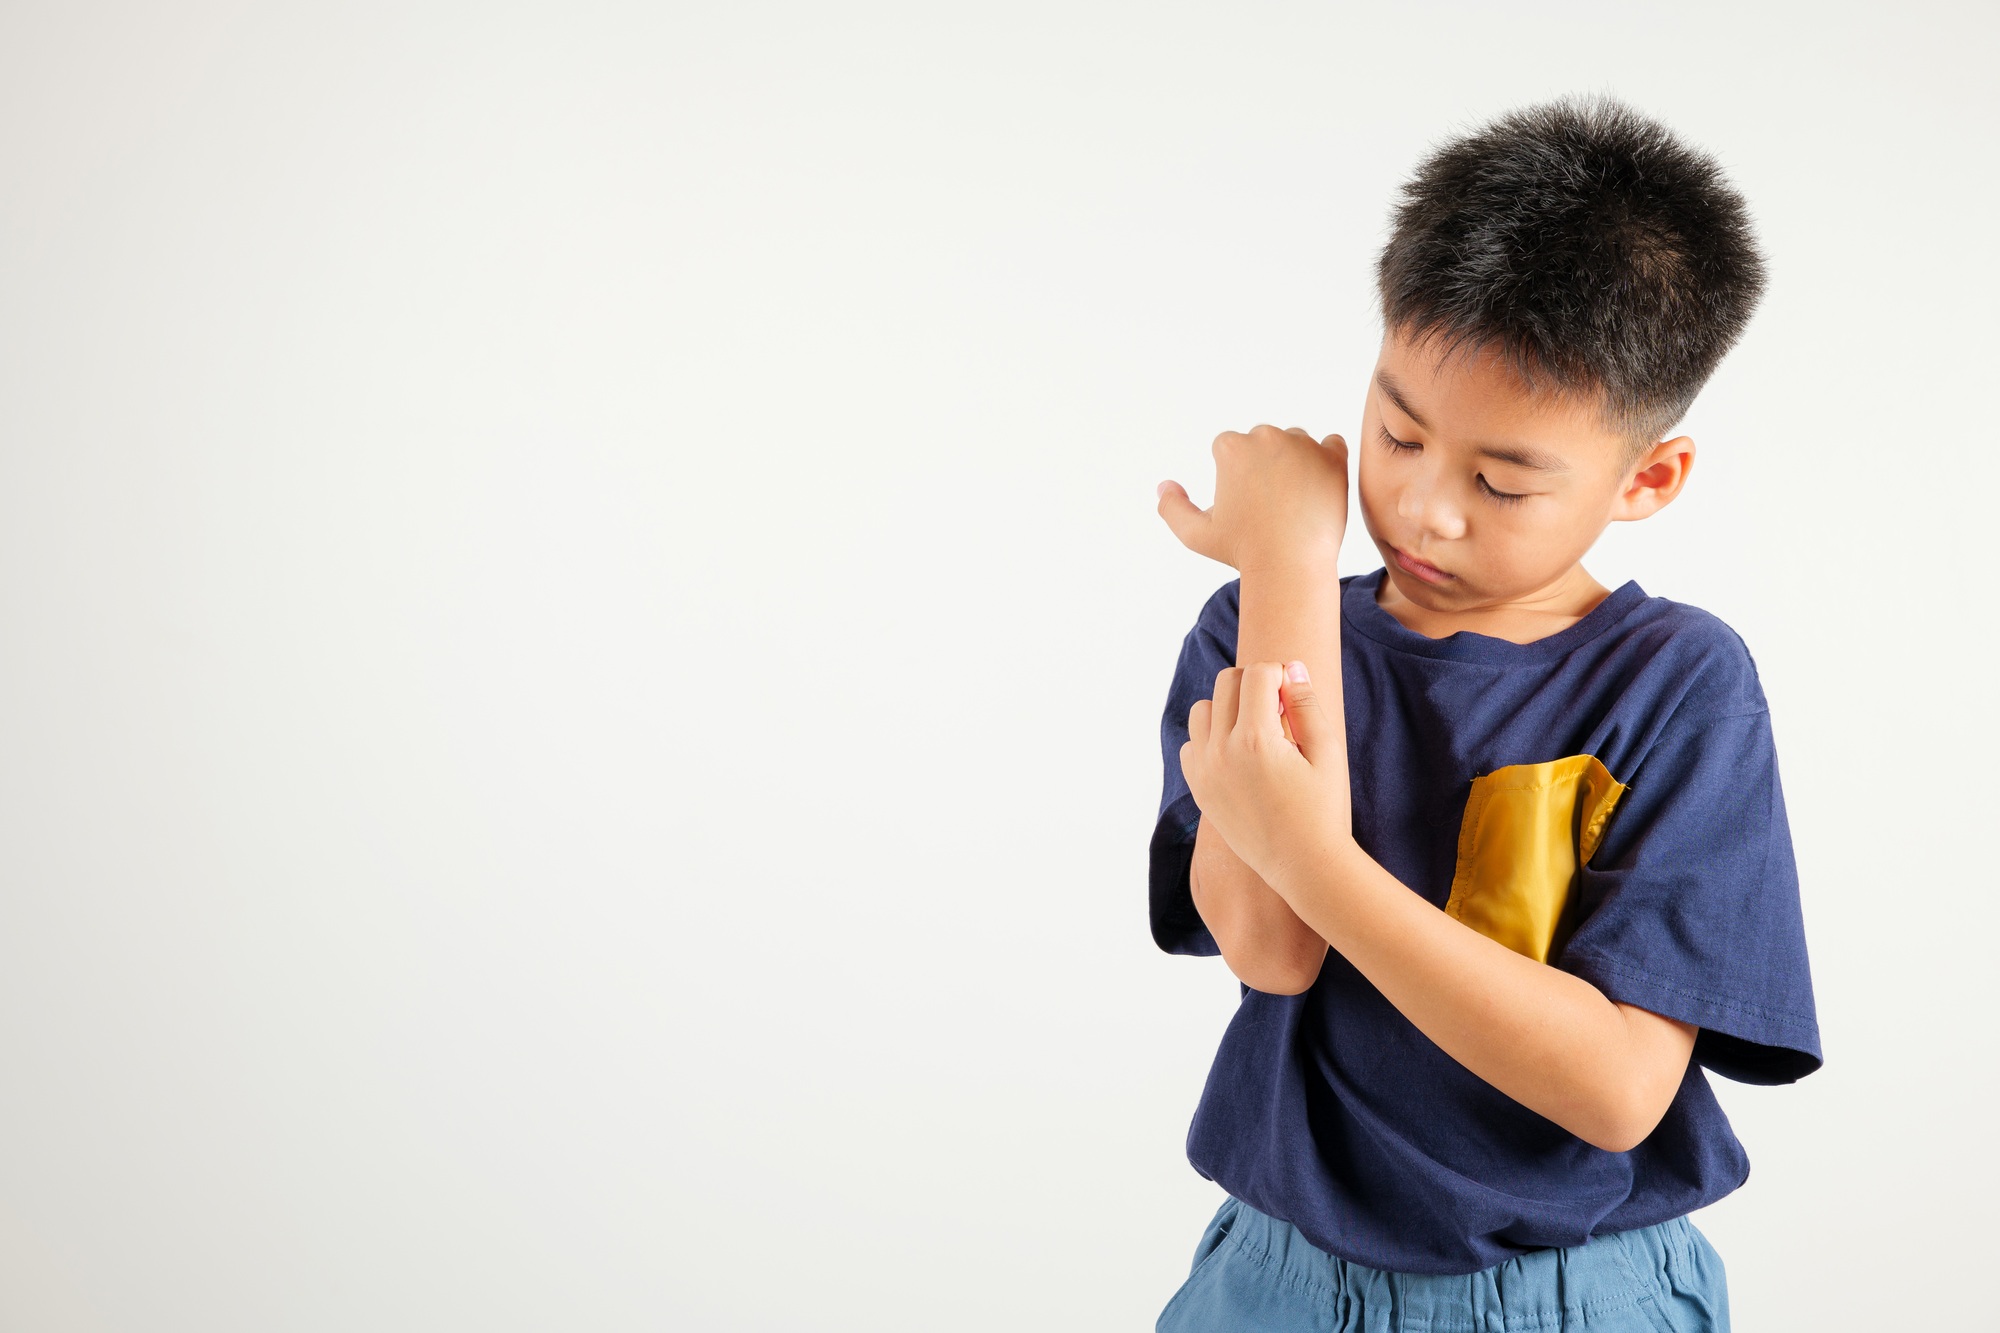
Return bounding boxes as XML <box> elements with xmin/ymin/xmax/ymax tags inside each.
<box><xmin>1607</xmin><ymin>587</ymin><xmax>1770</xmax><ymax>723</ymax></box>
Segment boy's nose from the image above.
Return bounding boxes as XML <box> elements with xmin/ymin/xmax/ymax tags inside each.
<box><xmin>1396</xmin><ymin>479</ymin><xmax>1469</xmax><ymax>542</ymax></box>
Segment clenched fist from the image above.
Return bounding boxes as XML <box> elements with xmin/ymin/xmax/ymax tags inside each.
<box><xmin>1156</xmin><ymin>425</ymin><xmax>1349</xmax><ymax>574</ymax></box>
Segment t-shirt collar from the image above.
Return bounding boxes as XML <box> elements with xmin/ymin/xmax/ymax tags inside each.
<box><xmin>1342</xmin><ymin>567</ymin><xmax>1650</xmax><ymax>665</ymax></box>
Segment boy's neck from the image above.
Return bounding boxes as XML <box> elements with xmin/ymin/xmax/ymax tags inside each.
<box><xmin>1372</xmin><ymin>562</ymin><xmax>1613</xmax><ymax>645</ymax></box>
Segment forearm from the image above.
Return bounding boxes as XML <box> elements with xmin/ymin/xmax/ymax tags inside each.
<box><xmin>1236</xmin><ymin>552</ymin><xmax>1346</xmax><ymax>762</ymax></box>
<box><xmin>1193</xmin><ymin>553</ymin><xmax>1346</xmax><ymax>992</ymax></box>
<box><xmin>1191</xmin><ymin>819</ymin><xmax>1326</xmax><ymax>993</ymax></box>
<box><xmin>1269</xmin><ymin>837</ymin><xmax>1690</xmax><ymax>1151</ymax></box>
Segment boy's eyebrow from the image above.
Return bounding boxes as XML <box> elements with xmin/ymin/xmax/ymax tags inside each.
<box><xmin>1377</xmin><ymin>370</ymin><xmax>1573</xmax><ymax>473</ymax></box>
<box><xmin>1375</xmin><ymin>371</ymin><xmax>1430</xmax><ymax>429</ymax></box>
<box><xmin>1476</xmin><ymin>444</ymin><xmax>1572</xmax><ymax>474</ymax></box>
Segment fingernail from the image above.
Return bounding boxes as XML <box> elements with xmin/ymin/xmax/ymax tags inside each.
<box><xmin>1285</xmin><ymin>660</ymin><xmax>1309</xmax><ymax>683</ymax></box>
<box><xmin>1155</xmin><ymin>480</ymin><xmax>1171</xmax><ymax>498</ymax></box>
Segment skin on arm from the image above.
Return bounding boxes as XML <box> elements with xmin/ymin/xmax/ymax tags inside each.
<box><xmin>1286</xmin><ymin>835</ymin><xmax>1697</xmax><ymax>1152</ymax></box>
<box><xmin>1190</xmin><ymin>821</ymin><xmax>1324</xmax><ymax>993</ymax></box>
<box><xmin>1159</xmin><ymin>428</ymin><xmax>1348</xmax><ymax>995</ymax></box>
<box><xmin>1186</xmin><ymin>660</ymin><xmax>1698</xmax><ymax>1153</ymax></box>
<box><xmin>1188</xmin><ymin>560</ymin><xmax>1344</xmax><ymax>994</ymax></box>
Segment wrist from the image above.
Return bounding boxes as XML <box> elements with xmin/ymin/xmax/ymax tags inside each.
<box><xmin>1237</xmin><ymin>537</ymin><xmax>1344</xmax><ymax>581</ymax></box>
<box><xmin>1266</xmin><ymin>822</ymin><xmax>1362</xmax><ymax>909</ymax></box>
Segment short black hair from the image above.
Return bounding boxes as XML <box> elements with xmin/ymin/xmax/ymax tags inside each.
<box><xmin>1376</xmin><ymin>95</ymin><xmax>1766</xmax><ymax>445</ymax></box>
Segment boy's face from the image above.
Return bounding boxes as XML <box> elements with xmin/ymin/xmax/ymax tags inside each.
<box><xmin>1356</xmin><ymin>326</ymin><xmax>1689</xmax><ymax>612</ymax></box>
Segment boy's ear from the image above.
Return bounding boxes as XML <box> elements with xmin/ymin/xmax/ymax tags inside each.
<box><xmin>1610</xmin><ymin>436</ymin><xmax>1695</xmax><ymax>522</ymax></box>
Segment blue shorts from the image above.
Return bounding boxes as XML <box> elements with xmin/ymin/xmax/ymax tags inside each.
<box><xmin>1157</xmin><ymin>1196</ymin><xmax>1729</xmax><ymax>1332</ymax></box>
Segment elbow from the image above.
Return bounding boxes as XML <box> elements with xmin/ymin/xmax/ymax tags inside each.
<box><xmin>1574</xmin><ymin>1092</ymin><xmax>1672</xmax><ymax>1154</ymax></box>
<box><xmin>1579</xmin><ymin>1125</ymin><xmax>1648</xmax><ymax>1155</ymax></box>
<box><xmin>1226</xmin><ymin>946</ymin><xmax>1327</xmax><ymax>997</ymax></box>
<box><xmin>1239</xmin><ymin>969</ymin><xmax>1316</xmax><ymax>997</ymax></box>
<box><xmin>1190</xmin><ymin>853</ymin><xmax>1328</xmax><ymax>995</ymax></box>
<box><xmin>1573</xmin><ymin>1010</ymin><xmax>1701</xmax><ymax>1152</ymax></box>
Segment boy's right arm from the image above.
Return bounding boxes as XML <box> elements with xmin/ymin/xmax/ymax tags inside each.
<box><xmin>1189</xmin><ymin>557</ymin><xmax>1343</xmax><ymax>995</ymax></box>
<box><xmin>1192</xmin><ymin>822</ymin><xmax>1328</xmax><ymax>993</ymax></box>
<box><xmin>1157</xmin><ymin>425</ymin><xmax>1348</xmax><ymax>995</ymax></box>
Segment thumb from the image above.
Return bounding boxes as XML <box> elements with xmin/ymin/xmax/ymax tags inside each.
<box><xmin>1279</xmin><ymin>661</ymin><xmax>1333</xmax><ymax>762</ymax></box>
<box><xmin>1155</xmin><ymin>479</ymin><xmax>1211</xmax><ymax>554</ymax></box>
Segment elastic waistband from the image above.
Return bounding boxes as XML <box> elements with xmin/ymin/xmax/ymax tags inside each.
<box><xmin>1219</xmin><ymin>1199</ymin><xmax>1702</xmax><ymax>1330</ymax></box>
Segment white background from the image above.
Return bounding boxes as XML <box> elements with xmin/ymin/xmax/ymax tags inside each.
<box><xmin>1</xmin><ymin>2</ymin><xmax>1994</xmax><ymax>1329</ymax></box>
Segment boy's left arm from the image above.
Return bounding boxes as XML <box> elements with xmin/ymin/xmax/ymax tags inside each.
<box><xmin>1184</xmin><ymin>662</ymin><xmax>1696</xmax><ymax>1155</ymax></box>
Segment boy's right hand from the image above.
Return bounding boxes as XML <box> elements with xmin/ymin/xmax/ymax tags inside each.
<box><xmin>1156</xmin><ymin>425</ymin><xmax>1348</xmax><ymax>575</ymax></box>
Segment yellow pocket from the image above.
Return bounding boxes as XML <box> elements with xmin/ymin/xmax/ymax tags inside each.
<box><xmin>1444</xmin><ymin>755</ymin><xmax>1627</xmax><ymax>963</ymax></box>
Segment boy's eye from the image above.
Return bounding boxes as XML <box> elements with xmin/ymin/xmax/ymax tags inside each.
<box><xmin>1381</xmin><ymin>427</ymin><xmax>1527</xmax><ymax>504</ymax></box>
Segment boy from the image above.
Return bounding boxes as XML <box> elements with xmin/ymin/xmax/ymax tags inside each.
<box><xmin>1147</xmin><ymin>96</ymin><xmax>1820</xmax><ymax>1331</ymax></box>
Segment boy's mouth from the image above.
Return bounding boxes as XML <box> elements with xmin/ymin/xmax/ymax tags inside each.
<box><xmin>1389</xmin><ymin>545</ymin><xmax>1454</xmax><ymax>585</ymax></box>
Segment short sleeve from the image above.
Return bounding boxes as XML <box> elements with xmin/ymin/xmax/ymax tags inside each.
<box><xmin>1559</xmin><ymin>703</ymin><xmax>1823</xmax><ymax>1085</ymax></box>
<box><xmin>1148</xmin><ymin>580</ymin><xmax>1240</xmax><ymax>956</ymax></box>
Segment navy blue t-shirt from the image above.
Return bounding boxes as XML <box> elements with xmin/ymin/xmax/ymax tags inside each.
<box><xmin>1149</xmin><ymin>569</ymin><xmax>1822</xmax><ymax>1276</ymax></box>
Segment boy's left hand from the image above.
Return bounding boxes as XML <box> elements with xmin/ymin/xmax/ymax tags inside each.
<box><xmin>1157</xmin><ymin>425</ymin><xmax>1348</xmax><ymax>574</ymax></box>
<box><xmin>1182</xmin><ymin>660</ymin><xmax>1349</xmax><ymax>888</ymax></box>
